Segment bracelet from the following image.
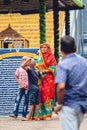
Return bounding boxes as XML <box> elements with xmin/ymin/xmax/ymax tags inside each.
<box><xmin>56</xmin><ymin>102</ymin><xmax>62</xmax><ymax>107</ymax></box>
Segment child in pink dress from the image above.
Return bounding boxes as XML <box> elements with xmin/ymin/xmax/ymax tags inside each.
<box><xmin>9</xmin><ymin>56</ymin><xmax>29</xmax><ymax>120</ymax></box>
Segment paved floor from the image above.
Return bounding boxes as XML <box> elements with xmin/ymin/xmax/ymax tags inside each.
<box><xmin>0</xmin><ymin>113</ymin><xmax>87</xmax><ymax>130</ymax></box>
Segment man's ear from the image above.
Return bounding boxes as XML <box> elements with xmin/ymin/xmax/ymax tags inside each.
<box><xmin>60</xmin><ymin>46</ymin><xmax>62</xmax><ymax>51</ymax></box>
<box><xmin>60</xmin><ymin>47</ymin><xmax>64</xmax><ymax>55</ymax></box>
<box><xmin>73</xmin><ymin>47</ymin><xmax>76</xmax><ymax>52</ymax></box>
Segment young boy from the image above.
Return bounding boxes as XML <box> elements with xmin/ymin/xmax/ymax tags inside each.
<box><xmin>9</xmin><ymin>56</ymin><xmax>29</xmax><ymax>120</ymax></box>
<box><xmin>22</xmin><ymin>58</ymin><xmax>41</xmax><ymax>121</ymax></box>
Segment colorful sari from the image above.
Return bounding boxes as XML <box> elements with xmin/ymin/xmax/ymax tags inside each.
<box><xmin>35</xmin><ymin>43</ymin><xmax>57</xmax><ymax>119</ymax></box>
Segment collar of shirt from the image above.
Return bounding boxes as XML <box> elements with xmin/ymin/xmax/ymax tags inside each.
<box><xmin>63</xmin><ymin>53</ymin><xmax>76</xmax><ymax>60</ymax></box>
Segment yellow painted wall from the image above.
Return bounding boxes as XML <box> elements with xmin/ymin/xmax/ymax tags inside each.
<box><xmin>0</xmin><ymin>11</ymin><xmax>65</xmax><ymax>48</ymax></box>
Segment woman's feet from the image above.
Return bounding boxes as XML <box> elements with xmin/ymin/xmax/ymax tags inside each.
<box><xmin>44</xmin><ymin>117</ymin><xmax>52</xmax><ymax>121</ymax></box>
<box><xmin>21</xmin><ymin>117</ymin><xmax>32</xmax><ymax>121</ymax></box>
<box><xmin>22</xmin><ymin>116</ymin><xmax>40</xmax><ymax>121</ymax></box>
<box><xmin>35</xmin><ymin>117</ymin><xmax>40</xmax><ymax>121</ymax></box>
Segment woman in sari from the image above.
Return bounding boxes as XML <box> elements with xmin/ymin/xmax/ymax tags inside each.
<box><xmin>36</xmin><ymin>43</ymin><xmax>57</xmax><ymax>120</ymax></box>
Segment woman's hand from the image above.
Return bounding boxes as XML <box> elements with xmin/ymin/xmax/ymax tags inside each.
<box><xmin>42</xmin><ymin>69</ymin><xmax>49</xmax><ymax>74</ymax></box>
<box><xmin>45</xmin><ymin>69</ymin><xmax>49</xmax><ymax>73</ymax></box>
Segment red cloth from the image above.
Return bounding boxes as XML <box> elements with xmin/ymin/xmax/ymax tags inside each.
<box><xmin>37</xmin><ymin>43</ymin><xmax>57</xmax><ymax>103</ymax></box>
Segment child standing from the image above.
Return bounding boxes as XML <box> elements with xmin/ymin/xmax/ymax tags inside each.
<box><xmin>22</xmin><ymin>58</ymin><xmax>41</xmax><ymax>121</ymax></box>
<box><xmin>9</xmin><ymin>56</ymin><xmax>29</xmax><ymax>120</ymax></box>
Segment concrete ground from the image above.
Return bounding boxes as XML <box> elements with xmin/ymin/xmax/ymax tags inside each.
<box><xmin>0</xmin><ymin>113</ymin><xmax>87</xmax><ymax>130</ymax></box>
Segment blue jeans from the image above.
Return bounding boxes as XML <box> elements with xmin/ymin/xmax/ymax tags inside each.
<box><xmin>13</xmin><ymin>88</ymin><xmax>29</xmax><ymax>117</ymax></box>
<box><xmin>60</xmin><ymin>106</ymin><xmax>84</xmax><ymax>130</ymax></box>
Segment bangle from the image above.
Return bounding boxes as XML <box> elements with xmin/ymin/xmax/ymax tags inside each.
<box><xmin>56</xmin><ymin>102</ymin><xmax>62</xmax><ymax>107</ymax></box>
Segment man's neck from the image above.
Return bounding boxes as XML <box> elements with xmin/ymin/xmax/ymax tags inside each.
<box><xmin>61</xmin><ymin>52</ymin><xmax>67</xmax><ymax>58</ymax></box>
<box><xmin>62</xmin><ymin>52</ymin><xmax>75</xmax><ymax>58</ymax></box>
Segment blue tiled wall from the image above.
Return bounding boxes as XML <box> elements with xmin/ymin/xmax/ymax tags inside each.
<box><xmin>0</xmin><ymin>48</ymin><xmax>38</xmax><ymax>115</ymax></box>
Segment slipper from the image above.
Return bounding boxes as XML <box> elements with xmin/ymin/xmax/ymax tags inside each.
<box><xmin>9</xmin><ymin>114</ymin><xmax>17</xmax><ymax>119</ymax></box>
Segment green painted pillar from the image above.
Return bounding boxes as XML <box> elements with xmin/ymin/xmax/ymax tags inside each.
<box><xmin>53</xmin><ymin>0</ymin><xmax>60</xmax><ymax>63</ymax></box>
<box><xmin>65</xmin><ymin>10</ymin><xmax>70</xmax><ymax>35</ymax></box>
<box><xmin>39</xmin><ymin>0</ymin><xmax>46</xmax><ymax>44</ymax></box>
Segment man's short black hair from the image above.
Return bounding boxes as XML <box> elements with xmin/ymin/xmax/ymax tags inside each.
<box><xmin>60</xmin><ymin>35</ymin><xmax>76</xmax><ymax>54</ymax></box>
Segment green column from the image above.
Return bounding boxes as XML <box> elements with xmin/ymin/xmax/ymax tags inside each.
<box><xmin>65</xmin><ymin>10</ymin><xmax>70</xmax><ymax>35</ymax></box>
<box><xmin>39</xmin><ymin>0</ymin><xmax>46</xmax><ymax>44</ymax></box>
<box><xmin>53</xmin><ymin>0</ymin><xmax>60</xmax><ymax>63</ymax></box>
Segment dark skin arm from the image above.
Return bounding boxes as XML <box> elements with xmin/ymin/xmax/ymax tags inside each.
<box><xmin>57</xmin><ymin>83</ymin><xmax>65</xmax><ymax>104</ymax></box>
<box><xmin>54</xmin><ymin>83</ymin><xmax>65</xmax><ymax>114</ymax></box>
<box><xmin>21</xmin><ymin>57</ymin><xmax>31</xmax><ymax>69</ymax></box>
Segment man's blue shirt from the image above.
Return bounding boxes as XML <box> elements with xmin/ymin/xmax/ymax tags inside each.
<box><xmin>55</xmin><ymin>53</ymin><xmax>87</xmax><ymax>113</ymax></box>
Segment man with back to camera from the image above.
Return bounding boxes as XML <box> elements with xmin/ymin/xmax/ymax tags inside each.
<box><xmin>54</xmin><ymin>35</ymin><xmax>87</xmax><ymax>130</ymax></box>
